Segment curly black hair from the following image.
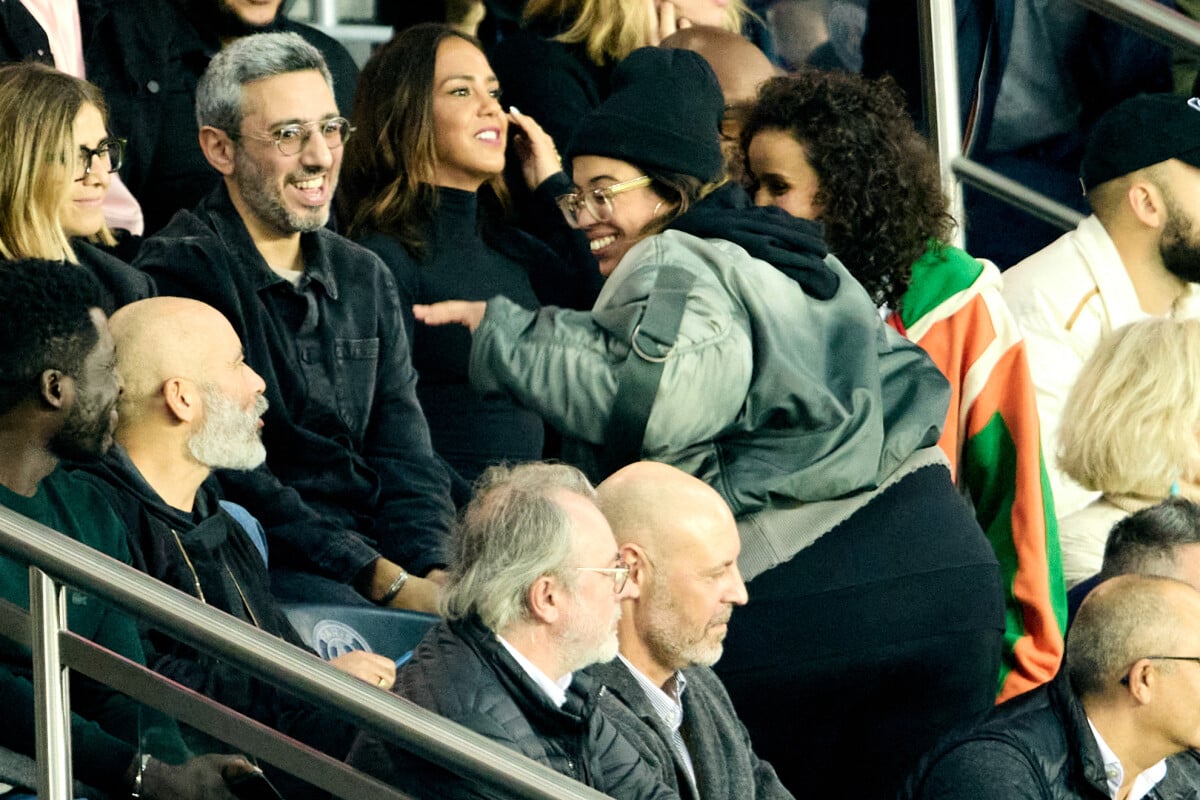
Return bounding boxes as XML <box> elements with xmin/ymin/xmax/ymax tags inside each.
<box><xmin>741</xmin><ymin>69</ymin><xmax>954</xmax><ymax>309</ymax></box>
<box><xmin>0</xmin><ymin>260</ymin><xmax>103</xmax><ymax>414</ymax></box>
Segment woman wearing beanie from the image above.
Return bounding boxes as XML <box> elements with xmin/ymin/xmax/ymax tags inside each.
<box><xmin>338</xmin><ymin>24</ymin><xmax>598</xmax><ymax>484</ymax></box>
<box><xmin>741</xmin><ymin>68</ymin><xmax>1065</xmax><ymax>704</ymax></box>
<box><xmin>416</xmin><ymin>46</ymin><xmax>1004</xmax><ymax>799</ymax></box>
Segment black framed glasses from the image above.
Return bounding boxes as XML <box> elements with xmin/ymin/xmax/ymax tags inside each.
<box><xmin>234</xmin><ymin>116</ymin><xmax>355</xmax><ymax>156</ymax></box>
<box><xmin>1119</xmin><ymin>655</ymin><xmax>1200</xmax><ymax>685</ymax></box>
<box><xmin>555</xmin><ymin>175</ymin><xmax>652</xmax><ymax>229</ymax></box>
<box><xmin>575</xmin><ymin>565</ymin><xmax>630</xmax><ymax>593</ymax></box>
<box><xmin>74</xmin><ymin>137</ymin><xmax>125</xmax><ymax>181</ymax></box>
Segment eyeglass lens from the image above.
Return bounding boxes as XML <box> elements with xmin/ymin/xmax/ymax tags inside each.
<box><xmin>274</xmin><ymin>118</ymin><xmax>352</xmax><ymax>156</ymax></box>
<box><xmin>76</xmin><ymin>138</ymin><xmax>124</xmax><ymax>180</ymax></box>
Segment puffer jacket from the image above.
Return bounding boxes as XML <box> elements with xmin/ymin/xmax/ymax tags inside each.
<box><xmin>347</xmin><ymin>616</ymin><xmax>679</xmax><ymax>800</ymax></box>
<box><xmin>902</xmin><ymin>669</ymin><xmax>1200</xmax><ymax>798</ymax></box>
<box><xmin>468</xmin><ymin>191</ymin><xmax>949</xmax><ymax>517</ymax></box>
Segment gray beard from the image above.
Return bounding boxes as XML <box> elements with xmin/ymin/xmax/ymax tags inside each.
<box><xmin>187</xmin><ymin>387</ymin><xmax>268</xmax><ymax>471</ymax></box>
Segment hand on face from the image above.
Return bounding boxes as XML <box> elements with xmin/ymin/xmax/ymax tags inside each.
<box><xmin>507</xmin><ymin>107</ymin><xmax>563</xmax><ymax>191</ymax></box>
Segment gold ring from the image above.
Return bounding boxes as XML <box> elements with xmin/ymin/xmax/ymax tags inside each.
<box><xmin>377</xmin><ymin>677</ymin><xmax>389</xmax><ymax>688</ymax></box>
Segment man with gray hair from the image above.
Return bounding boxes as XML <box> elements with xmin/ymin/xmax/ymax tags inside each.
<box><xmin>134</xmin><ymin>32</ymin><xmax>453</xmax><ymax>613</ymax></box>
<box><xmin>348</xmin><ymin>462</ymin><xmax>679</xmax><ymax>799</ymax></box>
<box><xmin>903</xmin><ymin>574</ymin><xmax>1200</xmax><ymax>799</ymax></box>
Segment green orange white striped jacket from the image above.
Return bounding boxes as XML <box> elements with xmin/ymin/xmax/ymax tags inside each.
<box><xmin>888</xmin><ymin>244</ymin><xmax>1067</xmax><ymax>702</ymax></box>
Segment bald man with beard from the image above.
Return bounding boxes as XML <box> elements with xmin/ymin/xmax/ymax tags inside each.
<box><xmin>590</xmin><ymin>461</ymin><xmax>792</xmax><ymax>800</ymax></box>
<box><xmin>71</xmin><ymin>297</ymin><xmax>396</xmax><ymax>797</ymax></box>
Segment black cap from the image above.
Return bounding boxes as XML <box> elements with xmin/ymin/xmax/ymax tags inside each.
<box><xmin>1080</xmin><ymin>93</ymin><xmax>1200</xmax><ymax>193</ymax></box>
<box><xmin>566</xmin><ymin>47</ymin><xmax>725</xmax><ymax>183</ymax></box>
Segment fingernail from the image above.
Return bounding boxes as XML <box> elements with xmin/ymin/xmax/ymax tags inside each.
<box><xmin>510</xmin><ymin>105</ymin><xmax>522</xmax><ymax>116</ymax></box>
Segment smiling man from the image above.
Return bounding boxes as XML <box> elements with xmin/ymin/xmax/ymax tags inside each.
<box><xmin>134</xmin><ymin>32</ymin><xmax>454</xmax><ymax>614</ymax></box>
<box><xmin>591</xmin><ymin>461</ymin><xmax>792</xmax><ymax>800</ymax></box>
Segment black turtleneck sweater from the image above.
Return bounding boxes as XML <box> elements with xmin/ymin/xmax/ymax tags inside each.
<box><xmin>356</xmin><ymin>187</ymin><xmax>548</xmax><ymax>483</ymax></box>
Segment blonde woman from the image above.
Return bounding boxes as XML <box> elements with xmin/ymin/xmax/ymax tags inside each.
<box><xmin>490</xmin><ymin>0</ymin><xmax>747</xmax><ymax>149</ymax></box>
<box><xmin>1057</xmin><ymin>318</ymin><xmax>1200</xmax><ymax>587</ymax></box>
<box><xmin>0</xmin><ymin>62</ymin><xmax>152</xmax><ymax>307</ymax></box>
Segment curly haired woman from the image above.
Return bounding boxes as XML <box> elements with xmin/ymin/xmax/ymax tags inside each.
<box><xmin>742</xmin><ymin>68</ymin><xmax>1066</xmax><ymax>703</ymax></box>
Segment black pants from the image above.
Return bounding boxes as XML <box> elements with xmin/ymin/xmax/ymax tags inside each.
<box><xmin>715</xmin><ymin>465</ymin><xmax>1004</xmax><ymax>799</ymax></box>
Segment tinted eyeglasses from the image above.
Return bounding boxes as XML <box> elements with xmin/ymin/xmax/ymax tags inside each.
<box><xmin>233</xmin><ymin>116</ymin><xmax>355</xmax><ymax>156</ymax></box>
<box><xmin>575</xmin><ymin>565</ymin><xmax>631</xmax><ymax>593</ymax></box>
<box><xmin>555</xmin><ymin>175</ymin><xmax>652</xmax><ymax>229</ymax></box>
<box><xmin>74</xmin><ymin>137</ymin><xmax>125</xmax><ymax>181</ymax></box>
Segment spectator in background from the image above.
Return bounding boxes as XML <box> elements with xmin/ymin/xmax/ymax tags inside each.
<box><xmin>338</xmin><ymin>24</ymin><xmax>597</xmax><ymax>483</ymax></box>
<box><xmin>1004</xmin><ymin>93</ymin><xmax>1200</xmax><ymax>523</ymax></box>
<box><xmin>130</xmin><ymin>0</ymin><xmax>359</xmax><ymax>234</ymax></box>
<box><xmin>135</xmin><ymin>33</ymin><xmax>451</xmax><ymax>611</ymax></box>
<box><xmin>1057</xmin><ymin>318</ymin><xmax>1200</xmax><ymax>588</ymax></box>
<box><xmin>741</xmin><ymin>68</ymin><xmax>1064</xmax><ymax>702</ymax></box>
<box><xmin>903</xmin><ymin>575</ymin><xmax>1200</xmax><ymax>800</ymax></box>
<box><xmin>415</xmin><ymin>47</ymin><xmax>1003</xmax><ymax>798</ymax></box>
<box><xmin>0</xmin><ymin>259</ymin><xmax>254</xmax><ymax>800</ymax></box>
<box><xmin>378</xmin><ymin>0</ymin><xmax>487</xmax><ymax>36</ymax></box>
<box><xmin>1067</xmin><ymin>498</ymin><xmax>1200</xmax><ymax>619</ymax></box>
<box><xmin>0</xmin><ymin>63</ymin><xmax>152</xmax><ymax>308</ymax></box>
<box><xmin>591</xmin><ymin>461</ymin><xmax>792</xmax><ymax>800</ymax></box>
<box><xmin>0</xmin><ymin>0</ymin><xmax>151</xmax><ymax>238</ymax></box>
<box><xmin>347</xmin><ymin>463</ymin><xmax>677</xmax><ymax>800</ymax></box>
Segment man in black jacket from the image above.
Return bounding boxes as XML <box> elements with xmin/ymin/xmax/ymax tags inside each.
<box><xmin>590</xmin><ymin>461</ymin><xmax>791</xmax><ymax>800</ymax></box>
<box><xmin>348</xmin><ymin>462</ymin><xmax>679</xmax><ymax>800</ymax></box>
<box><xmin>135</xmin><ymin>32</ymin><xmax>452</xmax><ymax>612</ymax></box>
<box><xmin>904</xmin><ymin>574</ymin><xmax>1200</xmax><ymax>799</ymax></box>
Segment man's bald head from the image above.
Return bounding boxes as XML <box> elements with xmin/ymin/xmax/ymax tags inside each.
<box><xmin>109</xmin><ymin>297</ymin><xmax>243</xmax><ymax>424</ymax></box>
<box><xmin>596</xmin><ymin>461</ymin><xmax>747</xmax><ymax>678</ymax></box>
<box><xmin>1068</xmin><ymin>574</ymin><xmax>1200</xmax><ymax>699</ymax></box>
<box><xmin>596</xmin><ymin>460</ymin><xmax>735</xmax><ymax>556</ymax></box>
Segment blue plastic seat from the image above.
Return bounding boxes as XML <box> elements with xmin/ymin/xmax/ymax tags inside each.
<box><xmin>281</xmin><ymin>604</ymin><xmax>437</xmax><ymax>662</ymax></box>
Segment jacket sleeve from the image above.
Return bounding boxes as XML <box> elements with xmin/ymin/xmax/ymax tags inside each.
<box><xmin>364</xmin><ymin>265</ymin><xmax>454</xmax><ymax>573</ymax></box>
<box><xmin>898</xmin><ymin>259</ymin><xmax>1066</xmax><ymax>702</ymax></box>
<box><xmin>469</xmin><ymin>253</ymin><xmax>750</xmax><ymax>452</ymax></box>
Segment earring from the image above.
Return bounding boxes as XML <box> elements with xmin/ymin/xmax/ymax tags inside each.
<box><xmin>653</xmin><ymin>201</ymin><xmax>663</xmax><ymax>215</ymax></box>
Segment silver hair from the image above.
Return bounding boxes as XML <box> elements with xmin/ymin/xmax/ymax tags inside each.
<box><xmin>195</xmin><ymin>31</ymin><xmax>334</xmax><ymax>133</ymax></box>
<box><xmin>442</xmin><ymin>462</ymin><xmax>597</xmax><ymax>633</ymax></box>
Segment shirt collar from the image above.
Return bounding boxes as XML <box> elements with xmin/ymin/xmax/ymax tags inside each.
<box><xmin>1087</xmin><ymin>719</ymin><xmax>1167</xmax><ymax>800</ymax></box>
<box><xmin>497</xmin><ymin>635</ymin><xmax>572</xmax><ymax>708</ymax></box>
<box><xmin>617</xmin><ymin>653</ymin><xmax>687</xmax><ymax>731</ymax></box>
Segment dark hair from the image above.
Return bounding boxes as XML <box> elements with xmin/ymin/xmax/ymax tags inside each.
<box><xmin>641</xmin><ymin>167</ymin><xmax>712</xmax><ymax>237</ymax></box>
<box><xmin>0</xmin><ymin>260</ymin><xmax>104</xmax><ymax>414</ymax></box>
<box><xmin>742</xmin><ymin>69</ymin><xmax>953</xmax><ymax>309</ymax></box>
<box><xmin>1100</xmin><ymin>498</ymin><xmax>1200</xmax><ymax>580</ymax></box>
<box><xmin>338</xmin><ymin>23</ymin><xmax>507</xmax><ymax>255</ymax></box>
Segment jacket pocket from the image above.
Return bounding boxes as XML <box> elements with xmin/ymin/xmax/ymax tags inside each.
<box><xmin>333</xmin><ymin>338</ymin><xmax>380</xmax><ymax>439</ymax></box>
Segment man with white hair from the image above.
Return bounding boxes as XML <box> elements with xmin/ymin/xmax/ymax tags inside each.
<box><xmin>348</xmin><ymin>462</ymin><xmax>679</xmax><ymax>799</ymax></box>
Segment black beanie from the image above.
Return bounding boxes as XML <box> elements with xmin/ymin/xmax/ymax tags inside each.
<box><xmin>566</xmin><ymin>47</ymin><xmax>725</xmax><ymax>183</ymax></box>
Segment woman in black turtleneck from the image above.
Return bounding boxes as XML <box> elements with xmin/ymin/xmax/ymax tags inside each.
<box><xmin>339</xmin><ymin>23</ymin><xmax>595</xmax><ymax>484</ymax></box>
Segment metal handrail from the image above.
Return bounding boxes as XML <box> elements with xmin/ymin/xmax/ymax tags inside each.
<box><xmin>921</xmin><ymin>0</ymin><xmax>1200</xmax><ymax>237</ymax></box>
<box><xmin>0</xmin><ymin>504</ymin><xmax>609</xmax><ymax>800</ymax></box>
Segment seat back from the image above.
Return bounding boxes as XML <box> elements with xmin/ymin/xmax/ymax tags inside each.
<box><xmin>281</xmin><ymin>604</ymin><xmax>437</xmax><ymax>662</ymax></box>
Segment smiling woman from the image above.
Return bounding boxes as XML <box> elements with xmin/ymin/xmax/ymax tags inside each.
<box><xmin>0</xmin><ymin>62</ymin><xmax>153</xmax><ymax>308</ymax></box>
<box><xmin>337</xmin><ymin>23</ymin><xmax>596</xmax><ymax>484</ymax></box>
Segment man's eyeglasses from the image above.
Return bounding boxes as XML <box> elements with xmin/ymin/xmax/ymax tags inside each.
<box><xmin>74</xmin><ymin>137</ymin><xmax>125</xmax><ymax>182</ymax></box>
<box><xmin>555</xmin><ymin>175</ymin><xmax>652</xmax><ymax>229</ymax></box>
<box><xmin>575</xmin><ymin>565</ymin><xmax>630</xmax><ymax>593</ymax></box>
<box><xmin>1119</xmin><ymin>655</ymin><xmax>1200</xmax><ymax>685</ymax></box>
<box><xmin>233</xmin><ymin>116</ymin><xmax>355</xmax><ymax>156</ymax></box>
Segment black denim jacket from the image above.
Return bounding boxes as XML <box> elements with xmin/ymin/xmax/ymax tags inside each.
<box><xmin>135</xmin><ymin>185</ymin><xmax>452</xmax><ymax>579</ymax></box>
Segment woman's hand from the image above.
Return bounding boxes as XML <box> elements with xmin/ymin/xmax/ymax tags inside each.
<box><xmin>645</xmin><ymin>0</ymin><xmax>691</xmax><ymax>45</ymax></box>
<box><xmin>507</xmin><ymin>106</ymin><xmax>563</xmax><ymax>190</ymax></box>
<box><xmin>414</xmin><ymin>301</ymin><xmax>487</xmax><ymax>333</ymax></box>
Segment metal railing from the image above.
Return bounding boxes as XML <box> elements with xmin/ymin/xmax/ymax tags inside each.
<box><xmin>919</xmin><ymin>0</ymin><xmax>1200</xmax><ymax>241</ymax></box>
<box><xmin>0</xmin><ymin>504</ymin><xmax>610</xmax><ymax>800</ymax></box>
